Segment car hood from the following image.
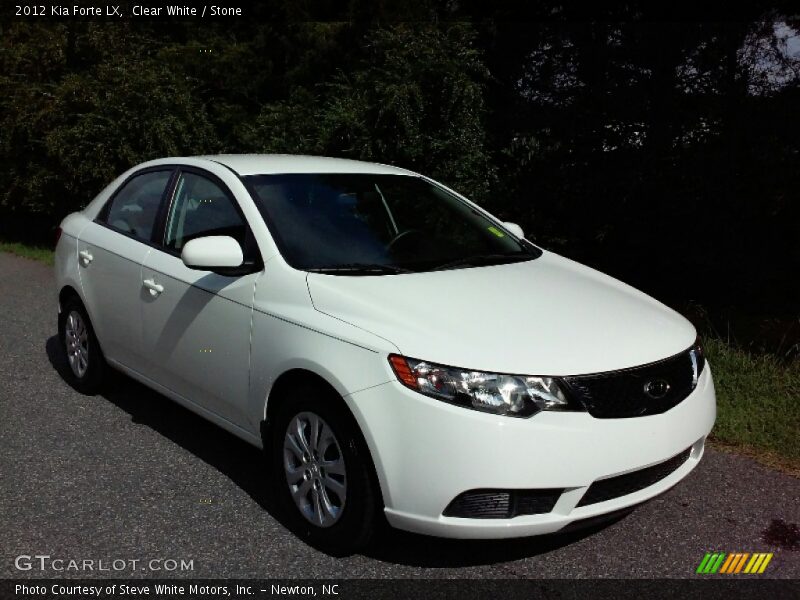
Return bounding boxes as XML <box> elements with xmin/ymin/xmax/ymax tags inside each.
<box><xmin>306</xmin><ymin>251</ymin><xmax>696</xmax><ymax>375</ymax></box>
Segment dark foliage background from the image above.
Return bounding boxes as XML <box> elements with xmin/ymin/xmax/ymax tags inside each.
<box><xmin>1</xmin><ymin>3</ymin><xmax>798</xmax><ymax>354</ymax></box>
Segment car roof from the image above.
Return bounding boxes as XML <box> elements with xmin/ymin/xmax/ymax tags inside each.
<box><xmin>196</xmin><ymin>154</ymin><xmax>413</xmax><ymax>177</ymax></box>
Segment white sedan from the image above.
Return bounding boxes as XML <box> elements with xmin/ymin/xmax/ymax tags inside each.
<box><xmin>54</xmin><ymin>154</ymin><xmax>716</xmax><ymax>553</ymax></box>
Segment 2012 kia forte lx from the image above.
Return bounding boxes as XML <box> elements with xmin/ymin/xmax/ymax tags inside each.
<box><xmin>54</xmin><ymin>155</ymin><xmax>716</xmax><ymax>553</ymax></box>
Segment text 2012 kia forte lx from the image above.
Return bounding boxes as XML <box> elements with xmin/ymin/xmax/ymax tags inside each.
<box><xmin>54</xmin><ymin>155</ymin><xmax>715</xmax><ymax>553</ymax></box>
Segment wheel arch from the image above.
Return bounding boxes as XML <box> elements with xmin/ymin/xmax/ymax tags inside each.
<box><xmin>58</xmin><ymin>284</ymin><xmax>86</xmax><ymax>328</ymax></box>
<box><xmin>261</xmin><ymin>367</ymin><xmax>386</xmax><ymax>510</ymax></box>
<box><xmin>58</xmin><ymin>284</ymin><xmax>107</xmax><ymax>359</ymax></box>
<box><xmin>263</xmin><ymin>368</ymin><xmax>358</xmax><ymax>438</ymax></box>
<box><xmin>58</xmin><ymin>284</ymin><xmax>82</xmax><ymax>312</ymax></box>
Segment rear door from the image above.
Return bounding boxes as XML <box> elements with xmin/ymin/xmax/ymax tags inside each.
<box><xmin>77</xmin><ymin>169</ymin><xmax>174</xmax><ymax>373</ymax></box>
<box><xmin>139</xmin><ymin>168</ymin><xmax>262</xmax><ymax>428</ymax></box>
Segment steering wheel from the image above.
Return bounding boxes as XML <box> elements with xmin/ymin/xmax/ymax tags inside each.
<box><xmin>387</xmin><ymin>229</ymin><xmax>424</xmax><ymax>251</ymax></box>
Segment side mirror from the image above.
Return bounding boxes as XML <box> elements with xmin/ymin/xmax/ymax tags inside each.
<box><xmin>503</xmin><ymin>222</ymin><xmax>525</xmax><ymax>239</ymax></box>
<box><xmin>181</xmin><ymin>235</ymin><xmax>243</xmax><ymax>271</ymax></box>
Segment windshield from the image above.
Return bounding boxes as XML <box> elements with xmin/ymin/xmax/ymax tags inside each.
<box><xmin>244</xmin><ymin>173</ymin><xmax>540</xmax><ymax>273</ymax></box>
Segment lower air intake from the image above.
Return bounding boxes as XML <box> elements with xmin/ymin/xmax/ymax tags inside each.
<box><xmin>443</xmin><ymin>488</ymin><xmax>562</xmax><ymax>519</ymax></box>
<box><xmin>577</xmin><ymin>447</ymin><xmax>692</xmax><ymax>507</ymax></box>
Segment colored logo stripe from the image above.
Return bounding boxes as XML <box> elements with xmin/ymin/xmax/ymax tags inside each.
<box><xmin>697</xmin><ymin>553</ymin><xmax>726</xmax><ymax>573</ymax></box>
<box><xmin>720</xmin><ymin>553</ymin><xmax>749</xmax><ymax>573</ymax></box>
<box><xmin>748</xmin><ymin>553</ymin><xmax>773</xmax><ymax>574</ymax></box>
<box><xmin>719</xmin><ymin>553</ymin><xmax>736</xmax><ymax>573</ymax></box>
<box><xmin>698</xmin><ymin>552</ymin><xmax>773</xmax><ymax>574</ymax></box>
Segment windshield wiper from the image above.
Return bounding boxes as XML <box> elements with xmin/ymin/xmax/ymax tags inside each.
<box><xmin>306</xmin><ymin>263</ymin><xmax>413</xmax><ymax>275</ymax></box>
<box><xmin>432</xmin><ymin>252</ymin><xmax>533</xmax><ymax>272</ymax></box>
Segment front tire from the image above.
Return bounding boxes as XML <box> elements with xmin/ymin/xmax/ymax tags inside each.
<box><xmin>58</xmin><ymin>296</ymin><xmax>107</xmax><ymax>394</ymax></box>
<box><xmin>270</xmin><ymin>382</ymin><xmax>380</xmax><ymax>555</ymax></box>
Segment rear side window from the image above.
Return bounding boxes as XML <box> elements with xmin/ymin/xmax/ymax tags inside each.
<box><xmin>103</xmin><ymin>171</ymin><xmax>171</xmax><ymax>242</ymax></box>
<box><xmin>164</xmin><ymin>172</ymin><xmax>246</xmax><ymax>251</ymax></box>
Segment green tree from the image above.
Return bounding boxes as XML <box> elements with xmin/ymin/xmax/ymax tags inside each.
<box><xmin>246</xmin><ymin>24</ymin><xmax>495</xmax><ymax>201</ymax></box>
<box><xmin>0</xmin><ymin>23</ymin><xmax>217</xmax><ymax>228</ymax></box>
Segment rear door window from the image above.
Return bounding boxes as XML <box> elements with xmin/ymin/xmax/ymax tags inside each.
<box><xmin>102</xmin><ymin>171</ymin><xmax>172</xmax><ymax>242</ymax></box>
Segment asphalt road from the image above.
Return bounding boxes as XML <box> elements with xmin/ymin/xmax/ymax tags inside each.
<box><xmin>1</xmin><ymin>251</ymin><xmax>798</xmax><ymax>579</ymax></box>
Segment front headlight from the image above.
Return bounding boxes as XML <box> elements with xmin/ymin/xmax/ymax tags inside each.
<box><xmin>388</xmin><ymin>354</ymin><xmax>581</xmax><ymax>418</ymax></box>
<box><xmin>689</xmin><ymin>337</ymin><xmax>706</xmax><ymax>386</ymax></box>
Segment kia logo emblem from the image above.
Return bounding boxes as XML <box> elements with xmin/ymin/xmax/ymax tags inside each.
<box><xmin>643</xmin><ymin>379</ymin><xmax>671</xmax><ymax>399</ymax></box>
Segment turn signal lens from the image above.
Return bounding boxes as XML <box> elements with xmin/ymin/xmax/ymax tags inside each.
<box><xmin>388</xmin><ymin>354</ymin><xmax>418</xmax><ymax>389</ymax></box>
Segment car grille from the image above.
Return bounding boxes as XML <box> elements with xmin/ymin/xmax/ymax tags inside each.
<box><xmin>577</xmin><ymin>447</ymin><xmax>692</xmax><ymax>507</ymax></box>
<box><xmin>443</xmin><ymin>488</ymin><xmax>562</xmax><ymax>519</ymax></box>
<box><xmin>562</xmin><ymin>346</ymin><xmax>701</xmax><ymax>418</ymax></box>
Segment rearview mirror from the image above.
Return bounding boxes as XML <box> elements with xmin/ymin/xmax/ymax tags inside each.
<box><xmin>181</xmin><ymin>236</ymin><xmax>243</xmax><ymax>271</ymax></box>
<box><xmin>503</xmin><ymin>222</ymin><xmax>525</xmax><ymax>239</ymax></box>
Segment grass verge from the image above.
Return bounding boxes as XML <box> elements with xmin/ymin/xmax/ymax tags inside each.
<box><xmin>704</xmin><ymin>336</ymin><xmax>800</xmax><ymax>474</ymax></box>
<box><xmin>0</xmin><ymin>241</ymin><xmax>55</xmax><ymax>265</ymax></box>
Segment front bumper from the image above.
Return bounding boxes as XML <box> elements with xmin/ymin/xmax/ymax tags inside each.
<box><xmin>345</xmin><ymin>365</ymin><xmax>716</xmax><ymax>539</ymax></box>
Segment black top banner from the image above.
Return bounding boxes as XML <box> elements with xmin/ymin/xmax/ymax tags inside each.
<box><xmin>5</xmin><ymin>1</ymin><xmax>796</xmax><ymax>23</ymax></box>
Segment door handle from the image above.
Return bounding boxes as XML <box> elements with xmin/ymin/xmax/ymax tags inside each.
<box><xmin>79</xmin><ymin>249</ymin><xmax>93</xmax><ymax>265</ymax></box>
<box><xmin>142</xmin><ymin>278</ymin><xmax>164</xmax><ymax>296</ymax></box>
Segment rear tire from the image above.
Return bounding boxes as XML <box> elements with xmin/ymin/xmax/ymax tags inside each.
<box><xmin>269</xmin><ymin>381</ymin><xmax>380</xmax><ymax>555</ymax></box>
<box><xmin>58</xmin><ymin>296</ymin><xmax>107</xmax><ymax>394</ymax></box>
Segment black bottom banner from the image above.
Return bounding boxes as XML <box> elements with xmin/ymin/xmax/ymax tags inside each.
<box><xmin>2</xmin><ymin>579</ymin><xmax>798</xmax><ymax>600</ymax></box>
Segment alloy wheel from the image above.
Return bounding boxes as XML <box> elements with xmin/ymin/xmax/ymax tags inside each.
<box><xmin>65</xmin><ymin>310</ymin><xmax>89</xmax><ymax>378</ymax></box>
<box><xmin>283</xmin><ymin>411</ymin><xmax>347</xmax><ymax>527</ymax></box>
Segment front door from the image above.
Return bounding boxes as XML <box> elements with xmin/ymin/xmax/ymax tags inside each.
<box><xmin>139</xmin><ymin>169</ymin><xmax>261</xmax><ymax>429</ymax></box>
